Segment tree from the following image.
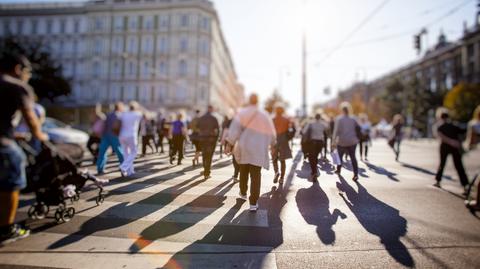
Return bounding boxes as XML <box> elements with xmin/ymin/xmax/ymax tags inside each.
<box><xmin>380</xmin><ymin>78</ymin><xmax>405</xmax><ymax>119</ymax></box>
<box><xmin>264</xmin><ymin>89</ymin><xmax>289</xmax><ymax>114</ymax></box>
<box><xmin>444</xmin><ymin>83</ymin><xmax>480</xmax><ymax>122</ymax></box>
<box><xmin>0</xmin><ymin>37</ymin><xmax>71</xmax><ymax>101</ymax></box>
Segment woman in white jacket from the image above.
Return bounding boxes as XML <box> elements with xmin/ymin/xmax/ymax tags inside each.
<box><xmin>226</xmin><ymin>94</ymin><xmax>276</xmax><ymax>212</ymax></box>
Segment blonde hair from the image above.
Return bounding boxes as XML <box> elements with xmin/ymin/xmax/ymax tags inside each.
<box><xmin>435</xmin><ymin>107</ymin><xmax>449</xmax><ymax>120</ymax></box>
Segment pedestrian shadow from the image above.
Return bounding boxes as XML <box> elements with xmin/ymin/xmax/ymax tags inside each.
<box><xmin>160</xmin><ymin>150</ymin><xmax>303</xmax><ymax>268</ymax></box>
<box><xmin>318</xmin><ymin>158</ymin><xmax>335</xmax><ymax>175</ymax></box>
<box><xmin>364</xmin><ymin>162</ymin><xmax>399</xmax><ymax>182</ymax></box>
<box><xmin>295</xmin><ymin>160</ymin><xmax>313</xmax><ymax>179</ymax></box>
<box><xmin>296</xmin><ymin>182</ymin><xmax>346</xmax><ymax>245</ymax></box>
<box><xmin>400</xmin><ymin>162</ymin><xmax>452</xmax><ymax>181</ymax></box>
<box><xmin>128</xmin><ymin>180</ymin><xmax>235</xmax><ymax>252</ymax></box>
<box><xmin>336</xmin><ymin>176</ymin><xmax>414</xmax><ymax>267</ymax></box>
<box><xmin>341</xmin><ymin>162</ymin><xmax>369</xmax><ymax>178</ymax></box>
<box><xmin>47</xmin><ymin>174</ymin><xmax>204</xmax><ymax>249</ymax></box>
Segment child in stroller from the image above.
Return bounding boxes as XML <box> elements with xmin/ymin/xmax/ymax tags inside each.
<box><xmin>20</xmin><ymin>140</ymin><xmax>108</xmax><ymax>223</ymax></box>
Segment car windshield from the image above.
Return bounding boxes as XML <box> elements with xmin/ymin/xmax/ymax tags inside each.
<box><xmin>43</xmin><ymin>118</ymin><xmax>68</xmax><ymax>129</ymax></box>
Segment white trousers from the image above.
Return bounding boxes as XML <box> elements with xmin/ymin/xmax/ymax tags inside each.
<box><xmin>119</xmin><ymin>136</ymin><xmax>137</xmax><ymax>176</ymax></box>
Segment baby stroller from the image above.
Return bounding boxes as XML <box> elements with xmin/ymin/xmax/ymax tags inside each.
<box><xmin>20</xmin><ymin>140</ymin><xmax>107</xmax><ymax>223</ymax></box>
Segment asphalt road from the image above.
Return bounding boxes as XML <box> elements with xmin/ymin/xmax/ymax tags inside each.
<box><xmin>1</xmin><ymin>139</ymin><xmax>479</xmax><ymax>269</ymax></box>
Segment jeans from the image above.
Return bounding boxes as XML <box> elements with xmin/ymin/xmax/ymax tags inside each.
<box><xmin>0</xmin><ymin>140</ymin><xmax>27</xmax><ymax>191</ymax></box>
<box><xmin>435</xmin><ymin>143</ymin><xmax>469</xmax><ymax>186</ymax></box>
<box><xmin>120</xmin><ymin>136</ymin><xmax>138</xmax><ymax>176</ymax></box>
<box><xmin>337</xmin><ymin>144</ymin><xmax>358</xmax><ymax>176</ymax></box>
<box><xmin>142</xmin><ymin>134</ymin><xmax>155</xmax><ymax>155</ymax></box>
<box><xmin>308</xmin><ymin>140</ymin><xmax>324</xmax><ymax>176</ymax></box>
<box><xmin>156</xmin><ymin>131</ymin><xmax>166</xmax><ymax>153</ymax></box>
<box><xmin>201</xmin><ymin>140</ymin><xmax>216</xmax><ymax>176</ymax></box>
<box><xmin>239</xmin><ymin>164</ymin><xmax>262</xmax><ymax>205</ymax></box>
<box><xmin>359</xmin><ymin>140</ymin><xmax>369</xmax><ymax>159</ymax></box>
<box><xmin>96</xmin><ymin>134</ymin><xmax>124</xmax><ymax>173</ymax></box>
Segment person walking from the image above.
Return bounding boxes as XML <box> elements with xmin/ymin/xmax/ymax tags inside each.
<box><xmin>433</xmin><ymin>108</ymin><xmax>469</xmax><ymax>193</ymax></box>
<box><xmin>189</xmin><ymin>110</ymin><xmax>202</xmax><ymax>166</ymax></box>
<box><xmin>465</xmin><ymin>105</ymin><xmax>480</xmax><ymax>211</ymax></box>
<box><xmin>219</xmin><ymin>115</ymin><xmax>230</xmax><ymax>158</ymax></box>
<box><xmin>389</xmin><ymin>114</ymin><xmax>404</xmax><ymax>161</ymax></box>
<box><xmin>96</xmin><ymin>102</ymin><xmax>125</xmax><ymax>175</ymax></box>
<box><xmin>155</xmin><ymin>112</ymin><xmax>168</xmax><ymax>154</ymax></box>
<box><xmin>87</xmin><ymin>106</ymin><xmax>105</xmax><ymax>163</ymax></box>
<box><xmin>225</xmin><ymin>94</ymin><xmax>276</xmax><ymax>212</ymax></box>
<box><xmin>197</xmin><ymin>106</ymin><xmax>220</xmax><ymax>179</ymax></box>
<box><xmin>303</xmin><ymin>113</ymin><xmax>329</xmax><ymax>181</ymax></box>
<box><xmin>332</xmin><ymin>102</ymin><xmax>360</xmax><ymax>181</ymax></box>
<box><xmin>271</xmin><ymin>105</ymin><xmax>293</xmax><ymax>184</ymax></box>
<box><xmin>169</xmin><ymin>113</ymin><xmax>187</xmax><ymax>165</ymax></box>
<box><xmin>221</xmin><ymin>112</ymin><xmax>240</xmax><ymax>181</ymax></box>
<box><xmin>0</xmin><ymin>53</ymin><xmax>48</xmax><ymax>245</ymax></box>
<box><xmin>140</xmin><ymin>113</ymin><xmax>156</xmax><ymax>156</ymax></box>
<box><xmin>358</xmin><ymin>113</ymin><xmax>372</xmax><ymax>161</ymax></box>
<box><xmin>118</xmin><ymin>101</ymin><xmax>143</xmax><ymax>177</ymax></box>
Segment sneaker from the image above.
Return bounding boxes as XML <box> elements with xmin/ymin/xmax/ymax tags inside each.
<box><xmin>352</xmin><ymin>175</ymin><xmax>359</xmax><ymax>182</ymax></box>
<box><xmin>249</xmin><ymin>204</ymin><xmax>258</xmax><ymax>212</ymax></box>
<box><xmin>433</xmin><ymin>182</ymin><xmax>441</xmax><ymax>188</ymax></box>
<box><xmin>279</xmin><ymin>177</ymin><xmax>284</xmax><ymax>184</ymax></box>
<box><xmin>273</xmin><ymin>173</ymin><xmax>280</xmax><ymax>184</ymax></box>
<box><xmin>0</xmin><ymin>224</ymin><xmax>30</xmax><ymax>246</ymax></box>
<box><xmin>238</xmin><ymin>192</ymin><xmax>247</xmax><ymax>201</ymax></box>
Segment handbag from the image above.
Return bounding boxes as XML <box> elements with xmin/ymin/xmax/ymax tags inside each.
<box><xmin>331</xmin><ymin>149</ymin><xmax>341</xmax><ymax>165</ymax></box>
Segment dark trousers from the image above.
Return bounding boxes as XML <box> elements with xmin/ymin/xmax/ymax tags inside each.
<box><xmin>239</xmin><ymin>164</ymin><xmax>261</xmax><ymax>205</ymax></box>
<box><xmin>170</xmin><ymin>135</ymin><xmax>184</xmax><ymax>162</ymax></box>
<box><xmin>435</xmin><ymin>143</ymin><xmax>469</xmax><ymax>186</ymax></box>
<box><xmin>156</xmin><ymin>131</ymin><xmax>165</xmax><ymax>153</ymax></box>
<box><xmin>201</xmin><ymin>141</ymin><xmax>216</xmax><ymax>176</ymax></box>
<box><xmin>272</xmin><ymin>157</ymin><xmax>286</xmax><ymax>178</ymax></box>
<box><xmin>359</xmin><ymin>140</ymin><xmax>369</xmax><ymax>158</ymax></box>
<box><xmin>142</xmin><ymin>134</ymin><xmax>155</xmax><ymax>155</ymax></box>
<box><xmin>337</xmin><ymin>145</ymin><xmax>358</xmax><ymax>176</ymax></box>
<box><xmin>308</xmin><ymin>140</ymin><xmax>324</xmax><ymax>176</ymax></box>
<box><xmin>232</xmin><ymin>156</ymin><xmax>239</xmax><ymax>178</ymax></box>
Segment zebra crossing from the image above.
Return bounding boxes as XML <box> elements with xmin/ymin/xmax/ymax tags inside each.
<box><xmin>0</xmin><ymin>147</ymin><xmax>299</xmax><ymax>269</ymax></box>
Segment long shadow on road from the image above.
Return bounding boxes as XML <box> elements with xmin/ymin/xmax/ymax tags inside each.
<box><xmin>296</xmin><ymin>182</ymin><xmax>347</xmax><ymax>245</ymax></box>
<box><xmin>336</xmin><ymin>175</ymin><xmax>415</xmax><ymax>268</ymax></box>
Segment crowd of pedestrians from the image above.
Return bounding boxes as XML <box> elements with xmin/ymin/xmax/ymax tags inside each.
<box><xmin>1</xmin><ymin>53</ymin><xmax>479</xmax><ymax>247</ymax></box>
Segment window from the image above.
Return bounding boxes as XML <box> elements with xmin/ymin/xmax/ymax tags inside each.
<box><xmin>178</xmin><ymin>60</ymin><xmax>187</xmax><ymax>76</ymax></box>
<box><xmin>199</xmin><ymin>39</ymin><xmax>209</xmax><ymax>56</ymax></box>
<box><xmin>142</xmin><ymin>61</ymin><xmax>150</xmax><ymax>78</ymax></box>
<box><xmin>201</xmin><ymin>17</ymin><xmax>210</xmax><ymax>31</ymax></box>
<box><xmin>31</xmin><ymin>19</ymin><xmax>38</xmax><ymax>35</ymax></box>
<box><xmin>142</xmin><ymin>36</ymin><xmax>153</xmax><ymax>54</ymax></box>
<box><xmin>60</xmin><ymin>19</ymin><xmax>66</xmax><ymax>34</ymax></box>
<box><xmin>179</xmin><ymin>37</ymin><xmax>188</xmax><ymax>53</ymax></box>
<box><xmin>112</xmin><ymin>61</ymin><xmax>121</xmax><ymax>79</ymax></box>
<box><xmin>73</xmin><ymin>40</ymin><xmax>78</xmax><ymax>54</ymax></box>
<box><xmin>94</xmin><ymin>39</ymin><xmax>103</xmax><ymax>55</ymax></box>
<box><xmin>158</xmin><ymin>36</ymin><xmax>169</xmax><ymax>54</ymax></box>
<box><xmin>127</xmin><ymin>36</ymin><xmax>137</xmax><ymax>54</ymax></box>
<box><xmin>128</xmin><ymin>61</ymin><xmax>136</xmax><ymax>76</ymax></box>
<box><xmin>159</xmin><ymin>61</ymin><xmax>167</xmax><ymax>76</ymax></box>
<box><xmin>140</xmin><ymin>85</ymin><xmax>150</xmax><ymax>102</ymax></box>
<box><xmin>94</xmin><ymin>17</ymin><xmax>103</xmax><ymax>31</ymax></box>
<box><xmin>113</xmin><ymin>37</ymin><xmax>123</xmax><ymax>53</ymax></box>
<box><xmin>129</xmin><ymin>16</ymin><xmax>138</xmax><ymax>30</ymax></box>
<box><xmin>157</xmin><ymin>85</ymin><xmax>167</xmax><ymax>102</ymax></box>
<box><xmin>93</xmin><ymin>62</ymin><xmax>101</xmax><ymax>78</ymax></box>
<box><xmin>199</xmin><ymin>87</ymin><xmax>207</xmax><ymax>101</ymax></box>
<box><xmin>159</xmin><ymin>15</ymin><xmax>169</xmax><ymax>28</ymax></box>
<box><xmin>17</xmin><ymin>20</ymin><xmax>23</xmax><ymax>35</ymax></box>
<box><xmin>143</xmin><ymin>15</ymin><xmax>153</xmax><ymax>31</ymax></box>
<box><xmin>3</xmin><ymin>20</ymin><xmax>10</xmax><ymax>34</ymax></box>
<box><xmin>176</xmin><ymin>84</ymin><xmax>187</xmax><ymax>100</ymax></box>
<box><xmin>199</xmin><ymin>63</ymin><xmax>208</xmax><ymax>77</ymax></box>
<box><xmin>180</xmin><ymin>14</ymin><xmax>189</xmax><ymax>27</ymax></box>
<box><xmin>46</xmin><ymin>20</ymin><xmax>53</xmax><ymax>34</ymax></box>
<box><xmin>74</xmin><ymin>20</ymin><xmax>80</xmax><ymax>33</ymax></box>
<box><xmin>125</xmin><ymin>85</ymin><xmax>136</xmax><ymax>100</ymax></box>
<box><xmin>114</xmin><ymin>16</ymin><xmax>124</xmax><ymax>31</ymax></box>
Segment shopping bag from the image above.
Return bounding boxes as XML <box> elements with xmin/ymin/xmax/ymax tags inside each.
<box><xmin>331</xmin><ymin>150</ymin><xmax>341</xmax><ymax>166</ymax></box>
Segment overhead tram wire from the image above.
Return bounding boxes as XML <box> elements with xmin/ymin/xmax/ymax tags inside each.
<box><xmin>315</xmin><ymin>0</ymin><xmax>391</xmax><ymax>65</ymax></box>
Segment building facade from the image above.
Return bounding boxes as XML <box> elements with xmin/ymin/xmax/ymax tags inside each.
<box><xmin>0</xmin><ymin>0</ymin><xmax>244</xmax><ymax>117</ymax></box>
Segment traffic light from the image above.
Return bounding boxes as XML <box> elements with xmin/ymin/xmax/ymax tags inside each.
<box><xmin>414</xmin><ymin>35</ymin><xmax>421</xmax><ymax>53</ymax></box>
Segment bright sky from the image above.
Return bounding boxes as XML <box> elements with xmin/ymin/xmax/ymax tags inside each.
<box><xmin>1</xmin><ymin>0</ymin><xmax>477</xmax><ymax>114</ymax></box>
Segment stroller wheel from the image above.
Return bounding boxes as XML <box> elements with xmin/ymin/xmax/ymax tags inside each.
<box><xmin>28</xmin><ymin>203</ymin><xmax>49</xmax><ymax>220</ymax></box>
<box><xmin>64</xmin><ymin>207</ymin><xmax>75</xmax><ymax>221</ymax></box>
<box><xmin>95</xmin><ymin>194</ymin><xmax>105</xmax><ymax>205</ymax></box>
<box><xmin>54</xmin><ymin>209</ymin><xmax>63</xmax><ymax>223</ymax></box>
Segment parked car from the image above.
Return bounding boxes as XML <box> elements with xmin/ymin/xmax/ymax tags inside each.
<box><xmin>42</xmin><ymin>117</ymin><xmax>89</xmax><ymax>163</ymax></box>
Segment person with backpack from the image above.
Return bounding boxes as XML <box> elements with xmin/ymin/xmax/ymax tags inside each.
<box><xmin>225</xmin><ymin>93</ymin><xmax>276</xmax><ymax>212</ymax></box>
<box><xmin>303</xmin><ymin>113</ymin><xmax>329</xmax><ymax>181</ymax></box>
<box><xmin>96</xmin><ymin>102</ymin><xmax>125</xmax><ymax>175</ymax></box>
<box><xmin>0</xmin><ymin>53</ymin><xmax>48</xmax><ymax>245</ymax></box>
<box><xmin>271</xmin><ymin>105</ymin><xmax>293</xmax><ymax>184</ymax></box>
<box><xmin>332</xmin><ymin>102</ymin><xmax>360</xmax><ymax>181</ymax></box>
<box><xmin>197</xmin><ymin>106</ymin><xmax>220</xmax><ymax>179</ymax></box>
